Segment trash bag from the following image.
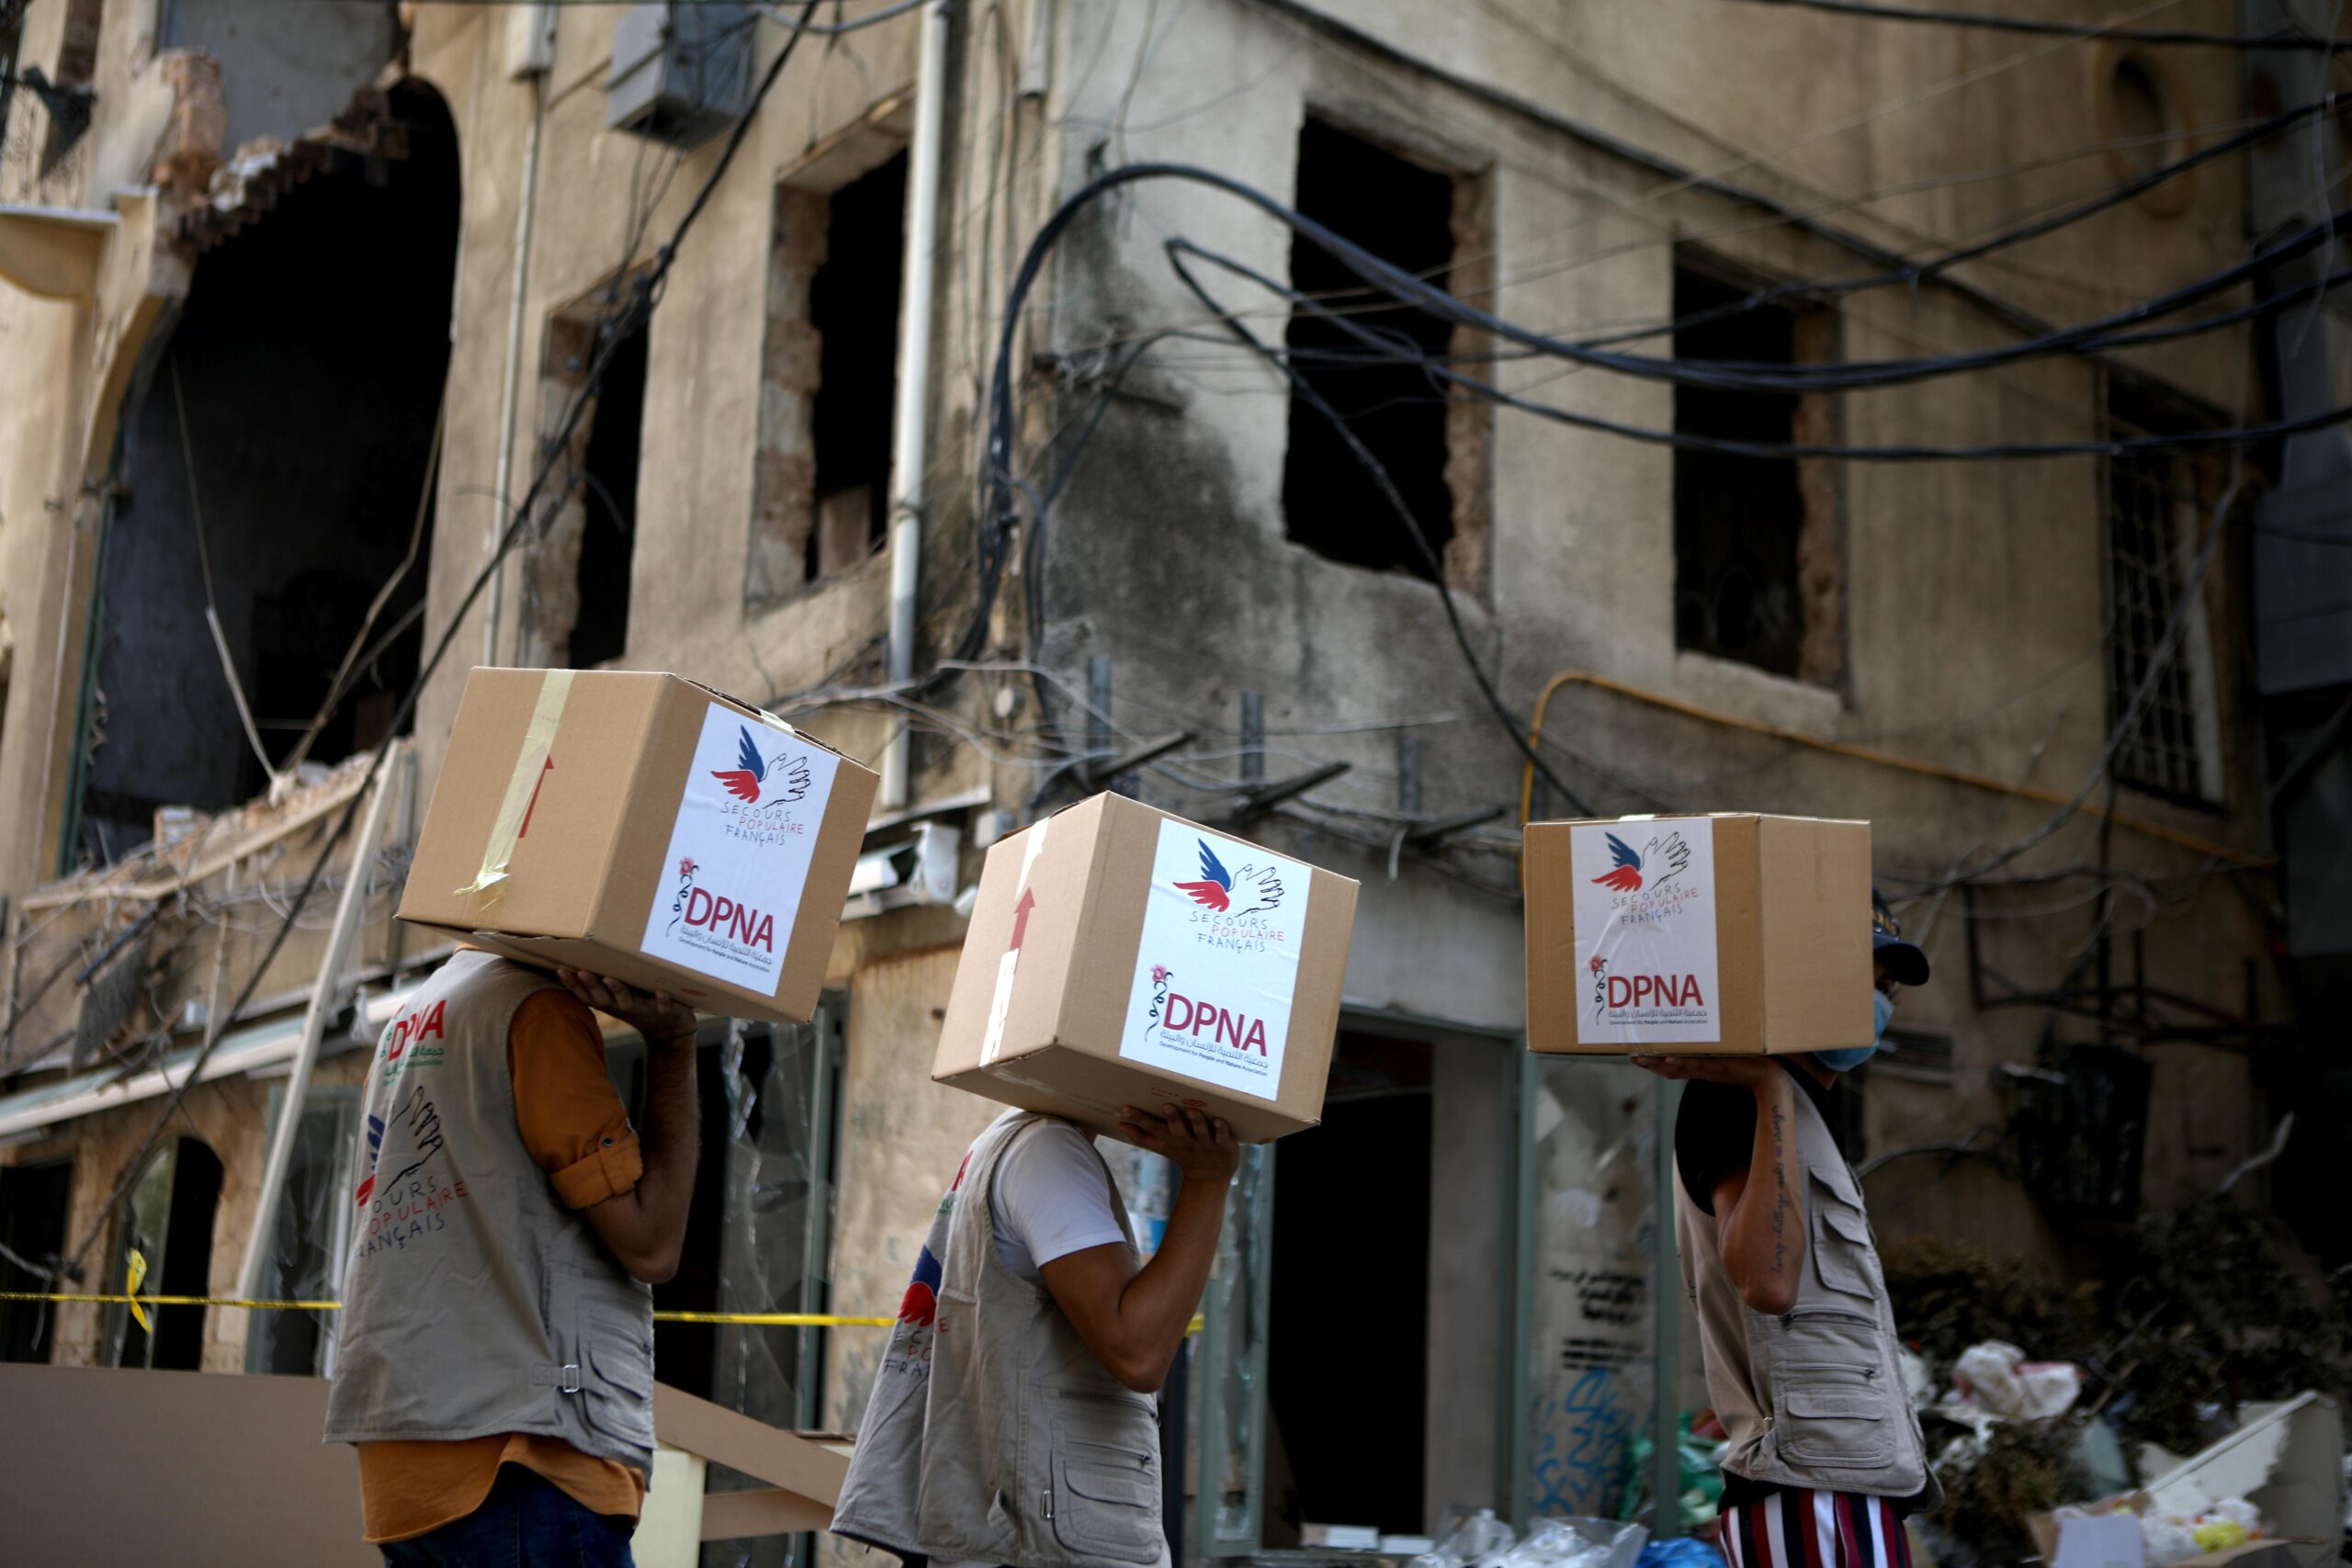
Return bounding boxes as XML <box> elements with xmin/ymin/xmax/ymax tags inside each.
<box><xmin>1417</xmin><ymin>1506</ymin><xmax>1519</xmax><ymax>1568</ymax></box>
<box><xmin>1503</xmin><ymin>1517</ymin><xmax>1648</xmax><ymax>1568</ymax></box>
<box><xmin>1951</xmin><ymin>1341</ymin><xmax>2084</xmax><ymax>1422</ymax></box>
<box><xmin>1622</xmin><ymin>1413</ymin><xmax>1729</xmax><ymax>1527</ymax></box>
<box><xmin>1635</xmin><ymin>1540</ymin><xmax>1726</xmax><ymax>1568</ymax></box>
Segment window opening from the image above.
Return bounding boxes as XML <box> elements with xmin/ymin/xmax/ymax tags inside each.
<box><xmin>750</xmin><ymin>151</ymin><xmax>907</xmax><ymax>609</ymax></box>
<box><xmin>568</xmin><ymin>315</ymin><xmax>649</xmax><ymax>670</ymax></box>
<box><xmin>109</xmin><ymin>1137</ymin><xmax>222</xmax><ymax>1371</ymax></box>
<box><xmin>0</xmin><ymin>1160</ymin><xmax>72</xmax><ymax>1363</ymax></box>
<box><xmin>808</xmin><ymin>151</ymin><xmax>905</xmax><ymax>584</ymax></box>
<box><xmin>1672</xmin><ymin>258</ymin><xmax>1842</xmax><ymax>682</ymax></box>
<box><xmin>40</xmin><ymin>0</ymin><xmax>100</xmax><ymax>172</ymax></box>
<box><xmin>2105</xmin><ymin>389</ymin><xmax>2224</xmax><ymax>804</ymax></box>
<box><xmin>74</xmin><ymin>85</ymin><xmax>458</xmax><ymax>863</ymax></box>
<box><xmin>1283</xmin><ymin>119</ymin><xmax>1462</xmax><ymax>583</ymax></box>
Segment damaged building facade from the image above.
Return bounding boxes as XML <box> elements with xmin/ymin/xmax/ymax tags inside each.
<box><xmin>1</xmin><ymin>0</ymin><xmax>2347</xmax><ymax>1555</ymax></box>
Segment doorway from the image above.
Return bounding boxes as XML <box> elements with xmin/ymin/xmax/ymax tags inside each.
<box><xmin>109</xmin><ymin>1137</ymin><xmax>224</xmax><ymax>1370</ymax></box>
<box><xmin>1257</xmin><ymin>1024</ymin><xmax>1514</xmax><ymax>1545</ymax></box>
<box><xmin>0</xmin><ymin>1160</ymin><xmax>72</xmax><ymax>1362</ymax></box>
<box><xmin>1268</xmin><ymin>1033</ymin><xmax>1433</xmax><ymax>1539</ymax></box>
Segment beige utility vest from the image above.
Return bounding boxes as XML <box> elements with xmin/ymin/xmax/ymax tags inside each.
<box><xmin>324</xmin><ymin>952</ymin><xmax>658</xmax><ymax>1479</ymax></box>
<box><xmin>832</xmin><ymin>1112</ymin><xmax>1171</xmax><ymax>1568</ymax></box>
<box><xmin>1674</xmin><ymin>1077</ymin><xmax>1940</xmax><ymax>1506</ymax></box>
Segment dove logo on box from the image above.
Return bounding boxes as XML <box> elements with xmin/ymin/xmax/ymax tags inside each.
<box><xmin>641</xmin><ymin>705</ymin><xmax>842</xmax><ymax>993</ymax></box>
<box><xmin>1120</xmin><ymin>822</ymin><xmax>1313</xmax><ymax>1100</ymax></box>
<box><xmin>1569</xmin><ymin>817</ymin><xmax>1721</xmax><ymax>1044</ymax></box>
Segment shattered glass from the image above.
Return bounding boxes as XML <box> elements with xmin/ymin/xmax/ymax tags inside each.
<box><xmin>1194</xmin><ymin>1141</ymin><xmax>1273</xmax><ymax>1548</ymax></box>
<box><xmin>245</xmin><ymin>1089</ymin><xmax>358</xmax><ymax>1376</ymax></box>
<box><xmin>699</xmin><ymin>1017</ymin><xmax>834</xmax><ymax>1568</ymax></box>
<box><xmin>106</xmin><ymin>1142</ymin><xmax>177</xmax><ymax>1369</ymax></box>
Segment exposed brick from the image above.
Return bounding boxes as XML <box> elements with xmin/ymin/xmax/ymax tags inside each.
<box><xmin>1444</xmin><ymin>168</ymin><xmax>1497</xmax><ymax>602</ymax></box>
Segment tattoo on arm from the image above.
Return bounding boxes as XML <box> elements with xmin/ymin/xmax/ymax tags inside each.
<box><xmin>1768</xmin><ymin>1103</ymin><xmax>1790</xmax><ymax>1276</ymax></box>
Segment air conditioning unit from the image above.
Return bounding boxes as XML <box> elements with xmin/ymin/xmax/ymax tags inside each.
<box><xmin>605</xmin><ymin>2</ymin><xmax>755</xmax><ymax>148</ymax></box>
<box><xmin>842</xmin><ymin>822</ymin><xmax>963</xmax><ymax>921</ymax></box>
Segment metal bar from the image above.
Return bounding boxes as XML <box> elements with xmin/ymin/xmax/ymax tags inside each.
<box><xmin>1650</xmin><ymin>1077</ymin><xmax>1684</xmax><ymax>1540</ymax></box>
<box><xmin>1087</xmin><ymin>657</ymin><xmax>1113</xmax><ymax>760</ymax></box>
<box><xmin>1194</xmin><ymin>1211</ymin><xmax>1229</xmax><ymax>1556</ymax></box>
<box><xmin>1231</xmin><ymin>761</ymin><xmax>1351</xmax><ymax>818</ymax></box>
<box><xmin>1407</xmin><ymin>804</ymin><xmax>1508</xmax><ymax>850</ymax></box>
<box><xmin>234</xmin><ymin>744</ymin><xmax>401</xmax><ymax>1300</ymax></box>
<box><xmin>1242</xmin><ymin>1153</ymin><xmax>1273</xmax><ymax>1548</ymax></box>
<box><xmin>1504</xmin><ymin>1047</ymin><xmax>1539</xmax><ymax>1529</ymax></box>
<box><xmin>1239</xmin><ymin>693</ymin><xmax>1264</xmax><ymax>787</ymax></box>
<box><xmin>1080</xmin><ymin>731</ymin><xmax>1195</xmax><ymax>792</ymax></box>
<box><xmin>878</xmin><ymin>0</ymin><xmax>954</xmax><ymax>810</ymax></box>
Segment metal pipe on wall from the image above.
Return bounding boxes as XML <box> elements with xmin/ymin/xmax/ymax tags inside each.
<box><xmin>483</xmin><ymin>71</ymin><xmax>548</xmax><ymax>669</ymax></box>
<box><xmin>879</xmin><ymin>0</ymin><xmax>953</xmax><ymax>810</ymax></box>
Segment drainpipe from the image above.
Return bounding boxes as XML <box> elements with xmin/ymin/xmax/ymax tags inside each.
<box><xmin>484</xmin><ymin>73</ymin><xmax>547</xmax><ymax>668</ymax></box>
<box><xmin>880</xmin><ymin>0</ymin><xmax>952</xmax><ymax>811</ymax></box>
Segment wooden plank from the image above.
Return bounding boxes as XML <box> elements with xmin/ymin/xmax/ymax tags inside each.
<box><xmin>652</xmin><ymin>1382</ymin><xmax>850</xmax><ymax>1506</ymax></box>
<box><xmin>699</xmin><ymin>1488</ymin><xmax>835</xmax><ymax>1541</ymax></box>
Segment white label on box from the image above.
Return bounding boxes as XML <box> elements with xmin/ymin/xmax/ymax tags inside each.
<box><xmin>639</xmin><ymin>704</ymin><xmax>842</xmax><ymax>993</ymax></box>
<box><xmin>1569</xmin><ymin>818</ymin><xmax>1721</xmax><ymax>1044</ymax></box>
<box><xmin>1118</xmin><ymin>820</ymin><xmax>1311</xmax><ymax>1101</ymax></box>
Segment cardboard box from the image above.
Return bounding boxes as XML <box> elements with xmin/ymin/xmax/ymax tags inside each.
<box><xmin>932</xmin><ymin>793</ymin><xmax>1359</xmax><ymax>1142</ymax></box>
<box><xmin>399</xmin><ymin>669</ymin><xmax>877</xmax><ymax>1023</ymax></box>
<box><xmin>1524</xmin><ymin>813</ymin><xmax>1872</xmax><ymax>1055</ymax></box>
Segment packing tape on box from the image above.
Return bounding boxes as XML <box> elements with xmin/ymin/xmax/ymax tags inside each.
<box><xmin>457</xmin><ymin>669</ymin><xmax>575</xmax><ymax>902</ymax></box>
<box><xmin>979</xmin><ymin>818</ymin><xmax>1051</xmax><ymax>1066</ymax></box>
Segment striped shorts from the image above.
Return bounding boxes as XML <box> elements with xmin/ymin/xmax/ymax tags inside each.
<box><xmin>1719</xmin><ymin>1488</ymin><xmax>1913</xmax><ymax>1568</ymax></box>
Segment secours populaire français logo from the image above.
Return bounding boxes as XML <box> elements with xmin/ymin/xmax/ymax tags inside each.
<box><xmin>1120</xmin><ymin>822</ymin><xmax>1312</xmax><ymax>1101</ymax></box>
<box><xmin>639</xmin><ymin>705</ymin><xmax>842</xmax><ymax>993</ymax></box>
<box><xmin>1569</xmin><ymin>818</ymin><xmax>1721</xmax><ymax>1045</ymax></box>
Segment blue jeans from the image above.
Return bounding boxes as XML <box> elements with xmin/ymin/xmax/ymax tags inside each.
<box><xmin>379</xmin><ymin>1465</ymin><xmax>636</xmax><ymax>1567</ymax></box>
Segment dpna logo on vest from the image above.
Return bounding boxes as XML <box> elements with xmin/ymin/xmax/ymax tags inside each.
<box><xmin>379</xmin><ymin>997</ymin><xmax>449</xmax><ymax>1083</ymax></box>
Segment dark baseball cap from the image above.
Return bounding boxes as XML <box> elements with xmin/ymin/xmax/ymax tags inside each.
<box><xmin>1872</xmin><ymin>888</ymin><xmax>1930</xmax><ymax>986</ymax></box>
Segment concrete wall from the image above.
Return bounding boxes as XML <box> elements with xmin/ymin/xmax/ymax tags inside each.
<box><xmin>1017</xmin><ymin>0</ymin><xmax>2282</xmax><ymax>1264</ymax></box>
<box><xmin>157</xmin><ymin>0</ymin><xmax>394</xmax><ymax>152</ymax></box>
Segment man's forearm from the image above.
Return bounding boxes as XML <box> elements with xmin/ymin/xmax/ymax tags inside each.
<box><xmin>1086</xmin><ymin>1172</ymin><xmax>1228</xmax><ymax>1386</ymax></box>
<box><xmin>1724</xmin><ymin>1072</ymin><xmax>1802</xmax><ymax>1303</ymax></box>
<box><xmin>633</xmin><ymin>1039</ymin><xmax>700</xmax><ymax>1234</ymax></box>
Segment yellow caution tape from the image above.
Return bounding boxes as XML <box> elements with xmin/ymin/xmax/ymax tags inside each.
<box><xmin>1</xmin><ymin>1292</ymin><xmax>1207</xmax><ymax>1337</ymax></box>
<box><xmin>124</xmin><ymin>1252</ymin><xmax>150</xmax><ymax>1333</ymax></box>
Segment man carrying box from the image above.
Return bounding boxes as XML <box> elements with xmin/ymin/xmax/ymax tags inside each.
<box><xmin>832</xmin><ymin>1103</ymin><xmax>1239</xmax><ymax>1568</ymax></box>
<box><xmin>324</xmin><ymin>953</ymin><xmax>701</xmax><ymax>1566</ymax></box>
<box><xmin>1634</xmin><ymin>892</ymin><xmax>1940</xmax><ymax>1568</ymax></box>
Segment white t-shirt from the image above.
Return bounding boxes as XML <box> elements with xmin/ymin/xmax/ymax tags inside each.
<box><xmin>980</xmin><ymin>1109</ymin><xmax>1128</xmax><ymax>1279</ymax></box>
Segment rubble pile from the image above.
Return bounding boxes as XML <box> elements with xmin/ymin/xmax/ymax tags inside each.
<box><xmin>1878</xmin><ymin>1197</ymin><xmax>2352</xmax><ymax>1567</ymax></box>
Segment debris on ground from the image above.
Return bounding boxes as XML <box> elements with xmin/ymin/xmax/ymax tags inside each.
<box><xmin>1880</xmin><ymin>1196</ymin><xmax>2352</xmax><ymax>1567</ymax></box>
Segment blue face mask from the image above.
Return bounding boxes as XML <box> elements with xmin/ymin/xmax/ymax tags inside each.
<box><xmin>1815</xmin><ymin>991</ymin><xmax>1894</xmax><ymax>1074</ymax></box>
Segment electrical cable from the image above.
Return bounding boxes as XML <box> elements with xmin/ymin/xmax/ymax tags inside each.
<box><xmin>1167</xmin><ymin>229</ymin><xmax>2352</xmax><ymax>458</ymax></box>
<box><xmin>58</xmin><ymin>0</ymin><xmax>832</xmax><ymax>1278</ymax></box>
<box><xmin>1174</xmin><ymin>199</ymin><xmax>2352</xmax><ymax>395</ymax></box>
<box><xmin>1714</xmin><ymin>0</ymin><xmax>2352</xmax><ymax>51</ymax></box>
<box><xmin>751</xmin><ymin>0</ymin><xmax>933</xmax><ymax>35</ymax></box>
<box><xmin>1163</xmin><ymin>245</ymin><xmax>1600</xmax><ymax>816</ymax></box>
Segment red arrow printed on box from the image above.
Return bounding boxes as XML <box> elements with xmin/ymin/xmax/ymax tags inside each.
<box><xmin>1009</xmin><ymin>887</ymin><xmax>1035</xmax><ymax>958</ymax></box>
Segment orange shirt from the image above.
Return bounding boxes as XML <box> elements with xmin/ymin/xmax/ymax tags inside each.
<box><xmin>356</xmin><ymin>985</ymin><xmax>651</xmax><ymax>1544</ymax></box>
